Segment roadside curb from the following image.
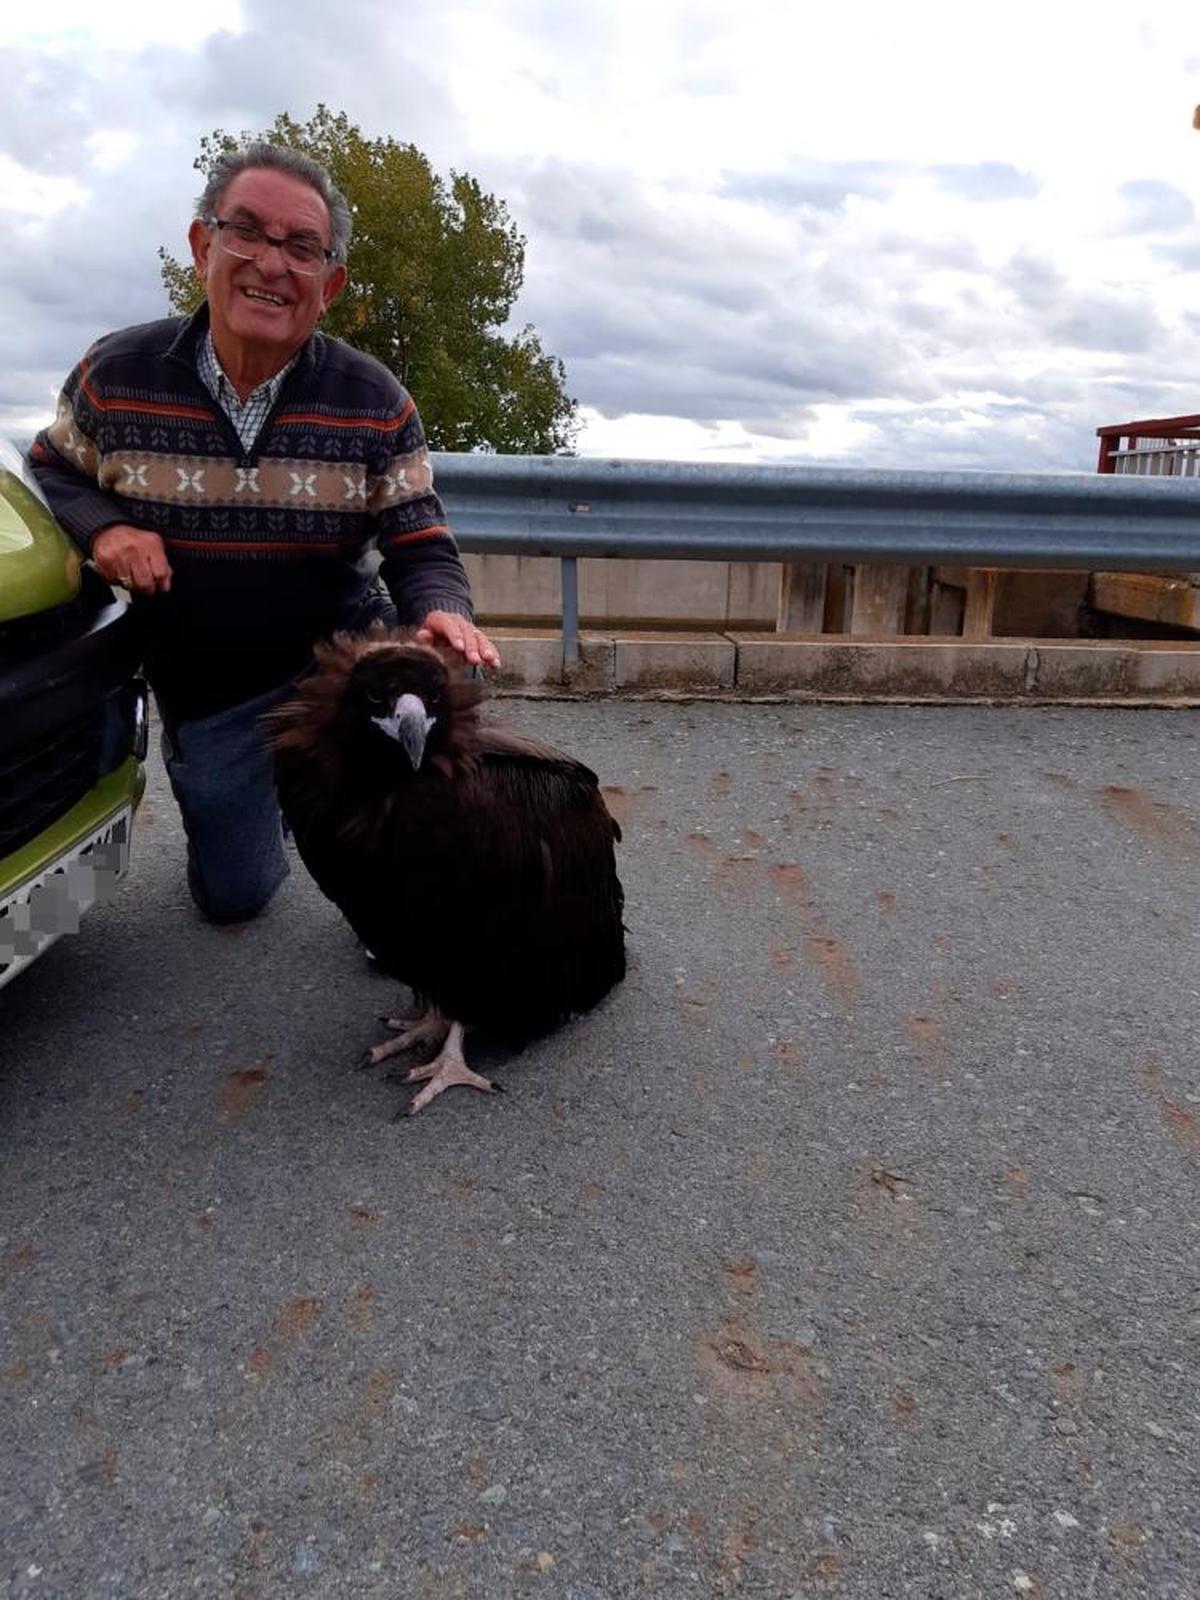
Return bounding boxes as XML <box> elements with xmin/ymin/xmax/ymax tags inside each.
<box><xmin>483</xmin><ymin>628</ymin><xmax>1200</xmax><ymax>705</ymax></box>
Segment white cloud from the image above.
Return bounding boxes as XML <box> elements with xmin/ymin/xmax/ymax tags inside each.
<box><xmin>580</xmin><ymin>404</ymin><xmax>881</xmax><ymax>463</ymax></box>
<box><xmin>85</xmin><ymin>131</ymin><xmax>140</xmax><ymax>174</ymax></box>
<box><xmin>0</xmin><ymin>155</ymin><xmax>87</xmax><ymax>217</ymax></box>
<box><xmin>0</xmin><ymin>2</ymin><xmax>243</xmax><ymax>50</ymax></box>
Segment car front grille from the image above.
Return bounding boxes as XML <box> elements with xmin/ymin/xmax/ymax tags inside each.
<box><xmin>0</xmin><ymin>709</ymin><xmax>103</xmax><ymax>860</ymax></box>
<box><xmin>0</xmin><ymin>593</ymin><xmax>92</xmax><ymax>670</ymax></box>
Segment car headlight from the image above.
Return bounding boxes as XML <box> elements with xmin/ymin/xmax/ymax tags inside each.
<box><xmin>128</xmin><ymin>678</ymin><xmax>149</xmax><ymax>762</ymax></box>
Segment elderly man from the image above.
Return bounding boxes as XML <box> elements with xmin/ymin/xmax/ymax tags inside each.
<box><xmin>30</xmin><ymin>142</ymin><xmax>498</xmax><ymax>924</ymax></box>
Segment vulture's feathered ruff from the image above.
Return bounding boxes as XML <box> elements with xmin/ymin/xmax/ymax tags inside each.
<box><xmin>267</xmin><ymin>628</ymin><xmax>625</xmax><ymax>1113</ymax></box>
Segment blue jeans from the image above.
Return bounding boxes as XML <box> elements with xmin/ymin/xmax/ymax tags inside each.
<box><xmin>161</xmin><ymin>681</ymin><xmax>295</xmax><ymax>923</ymax></box>
<box><xmin>161</xmin><ymin>588</ymin><xmax>398</xmax><ymax>923</ymax></box>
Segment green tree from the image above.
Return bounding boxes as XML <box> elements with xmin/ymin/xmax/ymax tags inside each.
<box><xmin>159</xmin><ymin>106</ymin><xmax>578</xmax><ymax>454</ymax></box>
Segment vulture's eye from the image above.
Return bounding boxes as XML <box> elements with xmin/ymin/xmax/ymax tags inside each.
<box><xmin>366</xmin><ymin>688</ymin><xmax>387</xmax><ymax>709</ymax></box>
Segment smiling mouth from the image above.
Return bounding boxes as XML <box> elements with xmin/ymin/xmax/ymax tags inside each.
<box><xmin>241</xmin><ymin>287</ymin><xmax>289</xmax><ymax>307</ymax></box>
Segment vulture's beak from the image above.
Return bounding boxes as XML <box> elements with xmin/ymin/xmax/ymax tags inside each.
<box><xmin>371</xmin><ymin>692</ymin><xmax>436</xmax><ymax>768</ymax></box>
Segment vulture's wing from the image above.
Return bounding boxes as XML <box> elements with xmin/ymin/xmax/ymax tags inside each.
<box><xmin>474</xmin><ymin>723</ymin><xmax>595</xmax><ymax>772</ymax></box>
<box><xmin>406</xmin><ymin>724</ymin><xmax>625</xmax><ymax>1036</ymax></box>
<box><xmin>472</xmin><ymin>725</ymin><xmax>620</xmax><ymax>837</ymax></box>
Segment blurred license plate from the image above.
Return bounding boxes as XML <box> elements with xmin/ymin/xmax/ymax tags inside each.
<box><xmin>0</xmin><ymin>808</ymin><xmax>131</xmax><ymax>990</ymax></box>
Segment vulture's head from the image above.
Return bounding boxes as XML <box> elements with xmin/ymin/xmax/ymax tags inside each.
<box><xmin>267</xmin><ymin>626</ymin><xmax>485</xmax><ymax>792</ymax></box>
<box><xmin>346</xmin><ymin>643</ymin><xmax>450</xmax><ymax>770</ymax></box>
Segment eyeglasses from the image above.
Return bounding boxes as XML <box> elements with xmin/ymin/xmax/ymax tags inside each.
<box><xmin>206</xmin><ymin>217</ymin><xmax>336</xmax><ymax>276</ymax></box>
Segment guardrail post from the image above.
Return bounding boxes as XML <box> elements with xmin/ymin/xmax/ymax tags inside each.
<box><xmin>963</xmin><ymin>569</ymin><xmax>999</xmax><ymax>639</ymax></box>
<box><xmin>777</xmin><ymin>563</ymin><xmax>828</xmax><ymax>632</ymax></box>
<box><xmin>850</xmin><ymin>564</ymin><xmax>910</xmax><ymax>635</ymax></box>
<box><xmin>561</xmin><ymin>556</ymin><xmax>580</xmax><ymax>669</ymax></box>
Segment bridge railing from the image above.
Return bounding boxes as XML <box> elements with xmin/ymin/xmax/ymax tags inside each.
<box><xmin>1109</xmin><ymin>446</ymin><xmax>1200</xmax><ymax>478</ymax></box>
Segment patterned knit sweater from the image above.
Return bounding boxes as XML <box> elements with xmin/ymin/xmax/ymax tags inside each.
<box><xmin>29</xmin><ymin>306</ymin><xmax>474</xmax><ymax>720</ymax></box>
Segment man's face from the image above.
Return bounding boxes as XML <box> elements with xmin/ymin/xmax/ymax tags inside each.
<box><xmin>188</xmin><ymin>167</ymin><xmax>347</xmax><ymax>373</ymax></box>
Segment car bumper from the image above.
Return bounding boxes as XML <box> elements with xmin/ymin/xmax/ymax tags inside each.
<box><xmin>0</xmin><ymin>577</ymin><xmax>148</xmax><ymax>990</ymax></box>
<box><xmin>0</xmin><ymin>757</ymin><xmax>145</xmax><ymax>990</ymax></box>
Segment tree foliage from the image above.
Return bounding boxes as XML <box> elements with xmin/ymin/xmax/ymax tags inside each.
<box><xmin>159</xmin><ymin>107</ymin><xmax>577</xmax><ymax>454</ymax></box>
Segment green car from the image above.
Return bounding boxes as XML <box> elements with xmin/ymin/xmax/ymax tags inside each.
<box><xmin>0</xmin><ymin>437</ymin><xmax>148</xmax><ymax>991</ymax></box>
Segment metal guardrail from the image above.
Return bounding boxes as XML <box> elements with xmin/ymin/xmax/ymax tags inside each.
<box><xmin>433</xmin><ymin>453</ymin><xmax>1200</xmax><ymax>662</ymax></box>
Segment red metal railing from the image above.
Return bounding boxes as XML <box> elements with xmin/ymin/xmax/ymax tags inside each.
<box><xmin>1096</xmin><ymin>414</ymin><xmax>1200</xmax><ymax>475</ymax></box>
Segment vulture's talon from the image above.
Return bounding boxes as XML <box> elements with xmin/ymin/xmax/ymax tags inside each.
<box><xmin>399</xmin><ymin>1025</ymin><xmax>498</xmax><ymax>1115</ymax></box>
<box><xmin>366</xmin><ymin>1011</ymin><xmax>451</xmax><ymax>1064</ymax></box>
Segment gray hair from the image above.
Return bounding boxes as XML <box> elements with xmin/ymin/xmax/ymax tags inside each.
<box><xmin>196</xmin><ymin>141</ymin><xmax>353</xmax><ymax>264</ymax></box>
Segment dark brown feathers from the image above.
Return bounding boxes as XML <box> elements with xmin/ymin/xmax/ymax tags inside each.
<box><xmin>266</xmin><ymin>626</ymin><xmax>626</xmax><ymax>1045</ymax></box>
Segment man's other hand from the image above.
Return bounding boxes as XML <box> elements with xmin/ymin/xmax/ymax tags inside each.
<box><xmin>415</xmin><ymin>610</ymin><xmax>502</xmax><ymax>669</ymax></box>
<box><xmin>92</xmin><ymin>525</ymin><xmax>174</xmax><ymax>596</ymax></box>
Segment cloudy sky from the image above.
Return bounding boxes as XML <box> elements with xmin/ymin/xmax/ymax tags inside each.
<box><xmin>3</xmin><ymin>0</ymin><xmax>1199</xmax><ymax>470</ymax></box>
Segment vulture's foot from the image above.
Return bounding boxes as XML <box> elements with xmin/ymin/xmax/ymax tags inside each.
<box><xmin>392</xmin><ymin>1022</ymin><xmax>501</xmax><ymax>1118</ymax></box>
<box><xmin>363</xmin><ymin>1009</ymin><xmax>449</xmax><ymax>1067</ymax></box>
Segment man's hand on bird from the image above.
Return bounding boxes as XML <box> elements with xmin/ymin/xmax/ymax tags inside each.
<box><xmin>92</xmin><ymin>524</ymin><xmax>174</xmax><ymax>596</ymax></box>
<box><xmin>416</xmin><ymin>610</ymin><xmax>502</xmax><ymax>670</ymax></box>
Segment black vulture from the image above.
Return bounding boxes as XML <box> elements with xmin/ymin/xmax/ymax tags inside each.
<box><xmin>267</xmin><ymin>628</ymin><xmax>626</xmax><ymax>1114</ymax></box>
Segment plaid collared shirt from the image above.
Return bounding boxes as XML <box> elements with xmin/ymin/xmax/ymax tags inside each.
<box><xmin>197</xmin><ymin>330</ymin><xmax>299</xmax><ymax>452</ymax></box>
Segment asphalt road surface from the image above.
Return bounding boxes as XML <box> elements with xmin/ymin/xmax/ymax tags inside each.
<box><xmin>3</xmin><ymin>698</ymin><xmax>1199</xmax><ymax>1599</ymax></box>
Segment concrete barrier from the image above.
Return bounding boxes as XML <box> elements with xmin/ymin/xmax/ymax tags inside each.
<box><xmin>483</xmin><ymin>627</ymin><xmax>1200</xmax><ymax>703</ymax></box>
